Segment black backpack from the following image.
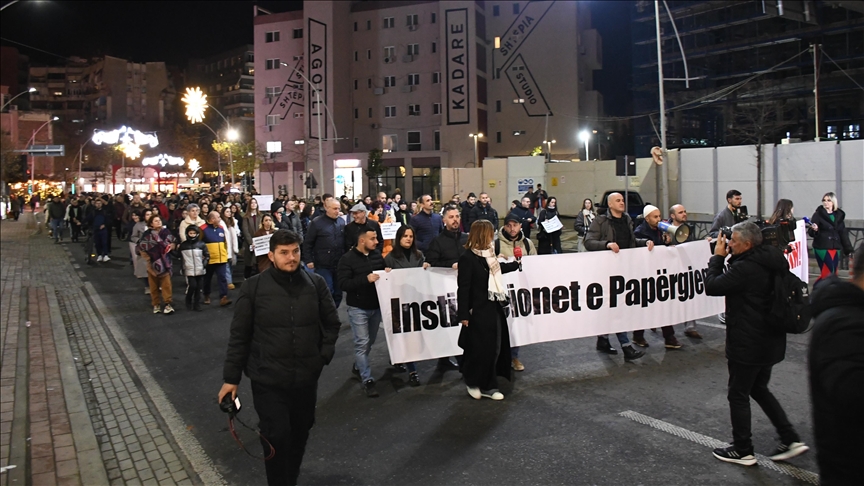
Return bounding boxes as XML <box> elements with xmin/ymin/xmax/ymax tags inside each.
<box><xmin>768</xmin><ymin>271</ymin><xmax>813</xmax><ymax>334</ymax></box>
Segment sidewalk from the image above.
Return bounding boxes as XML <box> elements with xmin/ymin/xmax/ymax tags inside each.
<box><xmin>0</xmin><ymin>215</ymin><xmax>208</xmax><ymax>486</ymax></box>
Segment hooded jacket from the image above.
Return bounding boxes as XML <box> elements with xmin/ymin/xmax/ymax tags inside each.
<box><xmin>495</xmin><ymin>226</ymin><xmax>536</xmax><ymax>257</ymax></box>
<box><xmin>179</xmin><ymin>228</ymin><xmax>210</xmax><ymax>276</ymax></box>
<box><xmin>179</xmin><ymin>215</ymin><xmax>206</xmax><ymax>242</ymax></box>
<box><xmin>705</xmin><ymin>245</ymin><xmax>789</xmax><ymax>365</ymax></box>
<box><xmin>808</xmin><ymin>277</ymin><xmax>864</xmax><ymax>485</ymax></box>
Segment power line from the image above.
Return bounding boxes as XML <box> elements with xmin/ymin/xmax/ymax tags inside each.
<box><xmin>819</xmin><ymin>46</ymin><xmax>864</xmax><ymax>92</ymax></box>
<box><xmin>0</xmin><ymin>37</ymin><xmax>73</xmax><ymax>62</ymax></box>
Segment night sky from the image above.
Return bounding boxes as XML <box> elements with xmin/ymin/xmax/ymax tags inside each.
<box><xmin>1</xmin><ymin>0</ymin><xmax>630</xmax><ymax>116</ymax></box>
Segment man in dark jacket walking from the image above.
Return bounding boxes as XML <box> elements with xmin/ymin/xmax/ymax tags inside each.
<box><xmin>584</xmin><ymin>192</ymin><xmax>651</xmax><ymax>360</ymax></box>
<box><xmin>86</xmin><ymin>198</ymin><xmax>111</xmax><ymax>261</ymax></box>
<box><xmin>808</xmin><ymin>243</ymin><xmax>864</xmax><ymax>485</ymax></box>
<box><xmin>705</xmin><ymin>221</ymin><xmax>809</xmax><ymax>466</ymax></box>
<box><xmin>219</xmin><ymin>230</ymin><xmax>341</xmax><ymax>486</ymax></box>
<box><xmin>337</xmin><ymin>228</ymin><xmax>385</xmax><ymax>397</ymax></box>
<box><xmin>467</xmin><ymin>192</ymin><xmax>499</xmax><ymax>230</ymax></box>
<box><xmin>509</xmin><ymin>196</ymin><xmax>535</xmax><ymax>240</ymax></box>
<box><xmin>426</xmin><ymin>207</ymin><xmax>467</xmax><ymax>270</ymax></box>
<box><xmin>344</xmin><ymin>203</ymin><xmax>383</xmax><ymax>252</ymax></box>
<box><xmin>47</xmin><ymin>195</ymin><xmax>66</xmax><ymax>243</ymax></box>
<box><xmin>459</xmin><ymin>193</ymin><xmax>476</xmax><ymax>232</ymax></box>
<box><xmin>303</xmin><ymin>198</ymin><xmax>346</xmax><ymax>307</ymax></box>
<box><xmin>411</xmin><ymin>194</ymin><xmax>442</xmax><ymax>252</ymax></box>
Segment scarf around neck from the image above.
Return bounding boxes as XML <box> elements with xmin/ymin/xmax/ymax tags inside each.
<box><xmin>471</xmin><ymin>246</ymin><xmax>507</xmax><ymax>302</ymax></box>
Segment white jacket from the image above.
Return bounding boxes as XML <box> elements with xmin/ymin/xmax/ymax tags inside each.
<box><xmin>221</xmin><ymin>222</ymin><xmax>240</xmax><ymax>261</ymax></box>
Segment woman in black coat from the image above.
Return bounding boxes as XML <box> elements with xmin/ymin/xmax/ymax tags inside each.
<box><xmin>457</xmin><ymin>220</ymin><xmax>519</xmax><ymax>400</ymax></box>
<box><xmin>537</xmin><ymin>196</ymin><xmax>563</xmax><ymax>254</ymax></box>
<box><xmin>808</xmin><ymin>192</ymin><xmax>853</xmax><ymax>284</ymax></box>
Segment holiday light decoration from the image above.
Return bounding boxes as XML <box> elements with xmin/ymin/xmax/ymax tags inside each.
<box><xmin>120</xmin><ymin>142</ymin><xmax>142</xmax><ymax>159</ymax></box>
<box><xmin>182</xmin><ymin>87</ymin><xmax>208</xmax><ymax>124</ymax></box>
<box><xmin>92</xmin><ymin>126</ymin><xmax>159</xmax><ymax>148</ymax></box>
<box><xmin>188</xmin><ymin>159</ymin><xmax>201</xmax><ymax>176</ymax></box>
<box><xmin>142</xmin><ymin>154</ymin><xmax>185</xmax><ymax>167</ymax></box>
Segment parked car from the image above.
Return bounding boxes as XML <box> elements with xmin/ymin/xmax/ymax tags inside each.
<box><xmin>595</xmin><ymin>190</ymin><xmax>647</xmax><ymax>221</ymax></box>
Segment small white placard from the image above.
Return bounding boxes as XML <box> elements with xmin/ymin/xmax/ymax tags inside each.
<box><xmin>253</xmin><ymin>234</ymin><xmax>273</xmax><ymax>256</ymax></box>
<box><xmin>540</xmin><ymin>216</ymin><xmax>563</xmax><ymax>233</ymax></box>
<box><xmin>380</xmin><ymin>222</ymin><xmax>402</xmax><ymax>240</ymax></box>
<box><xmin>256</xmin><ymin>195</ymin><xmax>274</xmax><ymax>212</ymax></box>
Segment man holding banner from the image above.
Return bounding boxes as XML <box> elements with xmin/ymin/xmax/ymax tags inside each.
<box><xmin>584</xmin><ymin>193</ymin><xmax>652</xmax><ymax>360</ymax></box>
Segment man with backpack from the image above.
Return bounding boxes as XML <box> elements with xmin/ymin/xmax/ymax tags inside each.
<box><xmin>704</xmin><ymin>221</ymin><xmax>809</xmax><ymax>466</ymax></box>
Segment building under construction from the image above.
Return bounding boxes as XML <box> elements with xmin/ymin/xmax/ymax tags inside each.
<box><xmin>631</xmin><ymin>0</ymin><xmax>863</xmax><ymax>155</ymax></box>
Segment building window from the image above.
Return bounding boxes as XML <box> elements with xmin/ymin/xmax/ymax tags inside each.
<box><xmin>432</xmin><ymin>72</ymin><xmax>441</xmax><ymax>84</ymax></box>
<box><xmin>353</xmin><ymin>22</ymin><xmax>358</xmax><ymax>32</ymax></box>
<box><xmin>265</xmin><ymin>86</ymin><xmax>282</xmax><ymax>97</ymax></box>
<box><xmin>407</xmin><ymin>14</ymin><xmax>419</xmax><ymax>26</ymax></box>
<box><xmin>431</xmin><ymin>12</ymin><xmax>437</xmax><ymax>23</ymax></box>
<box><xmin>432</xmin><ymin>42</ymin><xmax>437</xmax><ymax>54</ymax></box>
<box><xmin>367</xmin><ymin>19</ymin><xmax>372</xmax><ymax>30</ymax></box>
<box><xmin>266</xmin><ymin>115</ymin><xmax>280</xmax><ymax>126</ymax></box>
<box><xmin>384</xmin><ymin>46</ymin><xmax>395</xmax><ymax>61</ymax></box>
<box><xmin>496</xmin><ymin>100</ymin><xmax>501</xmax><ymax>112</ymax></box>
<box><xmin>385</xmin><ymin>106</ymin><xmax>396</xmax><ymax>118</ymax></box>
<box><xmin>408</xmin><ymin>104</ymin><xmax>420</xmax><ymax>116</ymax></box>
<box><xmin>407</xmin><ymin>73</ymin><xmax>420</xmax><ymax>86</ymax></box>
<box><xmin>354</xmin><ymin>108</ymin><xmax>359</xmax><ymax>119</ymax></box>
<box><xmin>408</xmin><ymin>131</ymin><xmax>421</xmax><ymax>151</ymax></box>
<box><xmin>367</xmin><ymin>49</ymin><xmax>372</xmax><ymax>60</ymax></box>
<box><xmin>265</xmin><ymin>31</ymin><xmax>280</xmax><ymax>43</ymax></box>
<box><xmin>434</xmin><ymin>130</ymin><xmax>440</xmax><ymax>150</ymax></box>
<box><xmin>293</xmin><ymin>113</ymin><xmax>304</xmax><ymax>118</ymax></box>
<box><xmin>433</xmin><ymin>103</ymin><xmax>441</xmax><ymax>115</ymax></box>
<box><xmin>265</xmin><ymin>59</ymin><xmax>280</xmax><ymax>70</ymax></box>
<box><xmin>383</xmin><ymin>16</ymin><xmax>395</xmax><ymax>28</ymax></box>
<box><xmin>368</xmin><ymin>107</ymin><xmax>373</xmax><ymax>118</ymax></box>
<box><xmin>293</xmin><ymin>29</ymin><xmax>303</xmax><ymax>39</ymax></box>
<box><xmin>367</xmin><ymin>78</ymin><xmax>372</xmax><ymax>88</ymax></box>
<box><xmin>513</xmin><ymin>3</ymin><xmax>520</xmax><ymax>14</ymax></box>
<box><xmin>496</xmin><ymin>131</ymin><xmax>502</xmax><ymax>143</ymax></box>
<box><xmin>493</xmin><ymin>5</ymin><xmax>500</xmax><ymax>16</ymax></box>
<box><xmin>354</xmin><ymin>51</ymin><xmax>358</xmax><ymax>61</ymax></box>
<box><xmin>384</xmin><ymin>76</ymin><xmax>396</xmax><ymax>87</ymax></box>
<box><xmin>407</xmin><ymin>43</ymin><xmax>420</xmax><ymax>56</ymax></box>
<box><xmin>383</xmin><ymin>134</ymin><xmax>397</xmax><ymax>152</ymax></box>
<box><xmin>354</xmin><ymin>137</ymin><xmax>359</xmax><ymax>148</ymax></box>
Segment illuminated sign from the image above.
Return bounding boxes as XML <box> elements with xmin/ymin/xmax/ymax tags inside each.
<box><xmin>334</xmin><ymin>159</ymin><xmax>361</xmax><ymax>168</ymax></box>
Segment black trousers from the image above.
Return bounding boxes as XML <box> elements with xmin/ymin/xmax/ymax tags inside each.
<box><xmin>727</xmin><ymin>361</ymin><xmax>799</xmax><ymax>451</ymax></box>
<box><xmin>251</xmin><ymin>381</ymin><xmax>318</xmax><ymax>486</ymax></box>
<box><xmin>185</xmin><ymin>275</ymin><xmax>203</xmax><ymax>304</ymax></box>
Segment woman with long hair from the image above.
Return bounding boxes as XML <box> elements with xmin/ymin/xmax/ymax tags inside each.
<box><xmin>253</xmin><ymin>214</ymin><xmax>277</xmax><ymax>273</ymax></box>
<box><xmin>537</xmin><ymin>196</ymin><xmax>563</xmax><ymax>254</ymax></box>
<box><xmin>574</xmin><ymin>198</ymin><xmax>595</xmax><ymax>252</ymax></box>
<box><xmin>241</xmin><ymin>197</ymin><xmax>261</xmax><ymax>278</ymax></box>
<box><xmin>384</xmin><ymin>225</ymin><xmax>430</xmax><ymax>387</ymax></box>
<box><xmin>457</xmin><ymin>220</ymin><xmax>520</xmax><ymax>400</ymax></box>
<box><xmin>222</xmin><ymin>206</ymin><xmax>240</xmax><ymax>290</ymax></box>
<box><xmin>128</xmin><ymin>210</ymin><xmax>151</xmax><ymax>294</ymax></box>
<box><xmin>136</xmin><ymin>215</ymin><xmax>177</xmax><ymax>314</ymax></box>
<box><xmin>809</xmin><ymin>192</ymin><xmax>853</xmax><ymax>283</ymax></box>
<box><xmin>768</xmin><ymin>199</ymin><xmax>795</xmax><ymax>224</ymax></box>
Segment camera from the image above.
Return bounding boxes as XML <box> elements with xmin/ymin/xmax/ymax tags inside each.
<box><xmin>220</xmin><ymin>394</ymin><xmax>242</xmax><ymax>416</ymax></box>
<box><xmin>720</xmin><ymin>218</ymin><xmax>797</xmax><ymax>250</ymax></box>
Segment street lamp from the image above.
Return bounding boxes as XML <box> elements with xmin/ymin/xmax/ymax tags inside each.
<box><xmin>26</xmin><ymin>116</ymin><xmax>58</xmax><ymax>194</ymax></box>
<box><xmin>542</xmin><ymin>139</ymin><xmax>556</xmax><ymax>161</ymax></box>
<box><xmin>1</xmin><ymin>87</ymin><xmax>36</xmax><ymax>111</ymax></box>
<box><xmin>182</xmin><ymin>86</ymin><xmax>236</xmax><ymax>186</ymax></box>
<box><xmin>469</xmin><ymin>133</ymin><xmax>483</xmax><ymax>167</ymax></box>
<box><xmin>579</xmin><ymin>130</ymin><xmax>591</xmax><ymax>161</ymax></box>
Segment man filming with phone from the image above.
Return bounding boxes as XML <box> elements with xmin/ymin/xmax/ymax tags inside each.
<box><xmin>218</xmin><ymin>230</ymin><xmax>342</xmax><ymax>486</ymax></box>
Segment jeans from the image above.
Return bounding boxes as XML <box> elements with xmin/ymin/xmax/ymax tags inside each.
<box><xmin>203</xmin><ymin>263</ymin><xmax>228</xmax><ymax>298</ymax></box>
<box><xmin>598</xmin><ymin>332</ymin><xmax>630</xmax><ymax>346</ymax></box>
<box><xmin>727</xmin><ymin>361</ymin><xmax>799</xmax><ymax>451</ymax></box>
<box><xmin>684</xmin><ymin>320</ymin><xmax>697</xmax><ymax>331</ymax></box>
<box><xmin>94</xmin><ymin>229</ymin><xmax>109</xmax><ymax>256</ymax></box>
<box><xmin>347</xmin><ymin>307</ymin><xmax>381</xmax><ymax>382</ymax></box>
<box><xmin>315</xmin><ymin>267</ymin><xmax>342</xmax><ymax>308</ymax></box>
<box><xmin>50</xmin><ymin>218</ymin><xmax>64</xmax><ymax>241</ymax></box>
<box><xmin>251</xmin><ymin>381</ymin><xmax>318</xmax><ymax>486</ymax></box>
<box><xmin>223</xmin><ymin>259</ymin><xmax>233</xmax><ymax>284</ymax></box>
<box><xmin>633</xmin><ymin>326</ymin><xmax>675</xmax><ymax>341</ymax></box>
<box><xmin>511</xmin><ymin>346</ymin><xmax>520</xmax><ymax>359</ymax></box>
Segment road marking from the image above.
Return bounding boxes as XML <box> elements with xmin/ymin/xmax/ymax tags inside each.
<box><xmin>697</xmin><ymin>321</ymin><xmax>727</xmax><ymax>330</ymax></box>
<box><xmin>619</xmin><ymin>410</ymin><xmax>819</xmax><ymax>485</ymax></box>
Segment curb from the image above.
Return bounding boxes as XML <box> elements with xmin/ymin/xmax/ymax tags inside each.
<box><xmin>44</xmin><ymin>284</ymin><xmax>109</xmax><ymax>486</ymax></box>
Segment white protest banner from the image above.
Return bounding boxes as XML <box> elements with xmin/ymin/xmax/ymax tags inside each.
<box><xmin>786</xmin><ymin>220</ymin><xmax>809</xmax><ymax>283</ymax></box>
<box><xmin>380</xmin><ymin>222</ymin><xmax>402</xmax><ymax>240</ymax></box>
<box><xmin>540</xmin><ymin>216</ymin><xmax>563</xmax><ymax>233</ymax></box>
<box><xmin>253</xmin><ymin>234</ymin><xmax>273</xmax><ymax>256</ymax></box>
<box><xmin>256</xmin><ymin>195</ymin><xmax>274</xmax><ymax>212</ymax></box>
<box><xmin>375</xmin><ymin>240</ymin><xmax>724</xmax><ymax>364</ymax></box>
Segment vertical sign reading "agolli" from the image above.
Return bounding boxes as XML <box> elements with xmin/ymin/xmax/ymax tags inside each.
<box><xmin>308</xmin><ymin>18</ymin><xmax>328</xmax><ymax>140</ymax></box>
<box><xmin>445</xmin><ymin>8</ymin><xmax>470</xmax><ymax>125</ymax></box>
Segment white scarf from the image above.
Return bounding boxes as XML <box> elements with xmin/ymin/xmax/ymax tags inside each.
<box><xmin>472</xmin><ymin>246</ymin><xmax>507</xmax><ymax>302</ymax></box>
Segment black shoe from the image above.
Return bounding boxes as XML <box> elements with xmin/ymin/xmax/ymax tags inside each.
<box><xmin>185</xmin><ymin>300</ymin><xmax>193</xmax><ymax>311</ymax></box>
<box><xmin>364</xmin><ymin>379</ymin><xmax>379</xmax><ymax>398</ymax></box>
<box><xmin>351</xmin><ymin>364</ymin><xmax>361</xmax><ymax>379</ymax></box>
<box><xmin>393</xmin><ymin>363</ymin><xmax>408</xmax><ymax>373</ymax></box>
<box><xmin>712</xmin><ymin>445</ymin><xmax>756</xmax><ymax>466</ymax></box>
<box><xmin>408</xmin><ymin>372</ymin><xmax>420</xmax><ymax>387</ymax></box>
<box><xmin>436</xmin><ymin>357</ymin><xmax>459</xmax><ymax>370</ymax></box>
<box><xmin>623</xmin><ymin>345</ymin><xmax>645</xmax><ymax>361</ymax></box>
<box><xmin>596</xmin><ymin>337</ymin><xmax>618</xmax><ymax>355</ymax></box>
<box><xmin>193</xmin><ymin>302</ymin><xmax>203</xmax><ymax>312</ymax></box>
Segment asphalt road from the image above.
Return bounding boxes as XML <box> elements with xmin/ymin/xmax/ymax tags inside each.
<box><xmin>71</xmin><ymin>235</ymin><xmax>819</xmax><ymax>486</ymax></box>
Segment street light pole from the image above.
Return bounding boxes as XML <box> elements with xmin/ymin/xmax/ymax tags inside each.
<box><xmin>655</xmin><ymin>0</ymin><xmax>670</xmax><ymax>215</ymax></box>
<box><xmin>579</xmin><ymin>130</ymin><xmax>591</xmax><ymax>161</ymax></box>
<box><xmin>469</xmin><ymin>133</ymin><xmax>483</xmax><ymax>167</ymax></box>
<box><xmin>1</xmin><ymin>87</ymin><xmax>36</xmax><ymax>111</ymax></box>
<box><xmin>26</xmin><ymin>117</ymin><xmax>58</xmax><ymax>194</ymax></box>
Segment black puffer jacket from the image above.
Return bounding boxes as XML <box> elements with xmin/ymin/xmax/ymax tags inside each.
<box><xmin>705</xmin><ymin>245</ymin><xmax>789</xmax><ymax>366</ymax></box>
<box><xmin>808</xmin><ymin>206</ymin><xmax>853</xmax><ymax>254</ymax></box>
<box><xmin>425</xmin><ymin>229</ymin><xmax>467</xmax><ymax>268</ymax></box>
<box><xmin>223</xmin><ymin>266</ymin><xmax>341</xmax><ymax>389</ymax></box>
<box><xmin>808</xmin><ymin>277</ymin><xmax>864</xmax><ymax>486</ymax></box>
<box><xmin>337</xmin><ymin>247</ymin><xmax>385</xmax><ymax>310</ymax></box>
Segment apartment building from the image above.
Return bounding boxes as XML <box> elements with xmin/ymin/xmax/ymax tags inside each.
<box><xmin>187</xmin><ymin>45</ymin><xmax>255</xmax><ymax>141</ymax></box>
<box><xmin>254</xmin><ymin>1</ymin><xmax>601</xmax><ymax>199</ymax></box>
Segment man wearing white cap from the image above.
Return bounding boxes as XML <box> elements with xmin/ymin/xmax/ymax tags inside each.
<box><xmin>634</xmin><ymin>205</ymin><xmax>683</xmax><ymax>349</ymax></box>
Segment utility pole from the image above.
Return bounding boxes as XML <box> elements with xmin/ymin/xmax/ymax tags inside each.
<box><xmin>655</xmin><ymin>0</ymin><xmax>670</xmax><ymax>215</ymax></box>
<box><xmin>812</xmin><ymin>43</ymin><xmax>821</xmax><ymax>142</ymax></box>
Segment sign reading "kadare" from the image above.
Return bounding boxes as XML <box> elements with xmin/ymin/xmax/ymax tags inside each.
<box><xmin>445</xmin><ymin>8</ymin><xmax>470</xmax><ymax>125</ymax></box>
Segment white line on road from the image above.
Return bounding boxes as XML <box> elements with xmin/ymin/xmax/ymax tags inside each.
<box><xmin>619</xmin><ymin>410</ymin><xmax>819</xmax><ymax>485</ymax></box>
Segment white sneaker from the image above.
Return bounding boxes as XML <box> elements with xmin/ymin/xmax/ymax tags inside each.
<box><xmin>466</xmin><ymin>386</ymin><xmax>481</xmax><ymax>400</ymax></box>
<box><xmin>102</xmin><ymin>255</ymin><xmax>111</xmax><ymax>262</ymax></box>
<box><xmin>481</xmin><ymin>390</ymin><xmax>504</xmax><ymax>400</ymax></box>
<box><xmin>96</xmin><ymin>255</ymin><xmax>104</xmax><ymax>262</ymax></box>
<box><xmin>769</xmin><ymin>441</ymin><xmax>809</xmax><ymax>461</ymax></box>
<box><xmin>145</xmin><ymin>288</ymin><xmax>150</xmax><ymax>295</ymax></box>
<box><xmin>153</xmin><ymin>306</ymin><xmax>161</xmax><ymax>314</ymax></box>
